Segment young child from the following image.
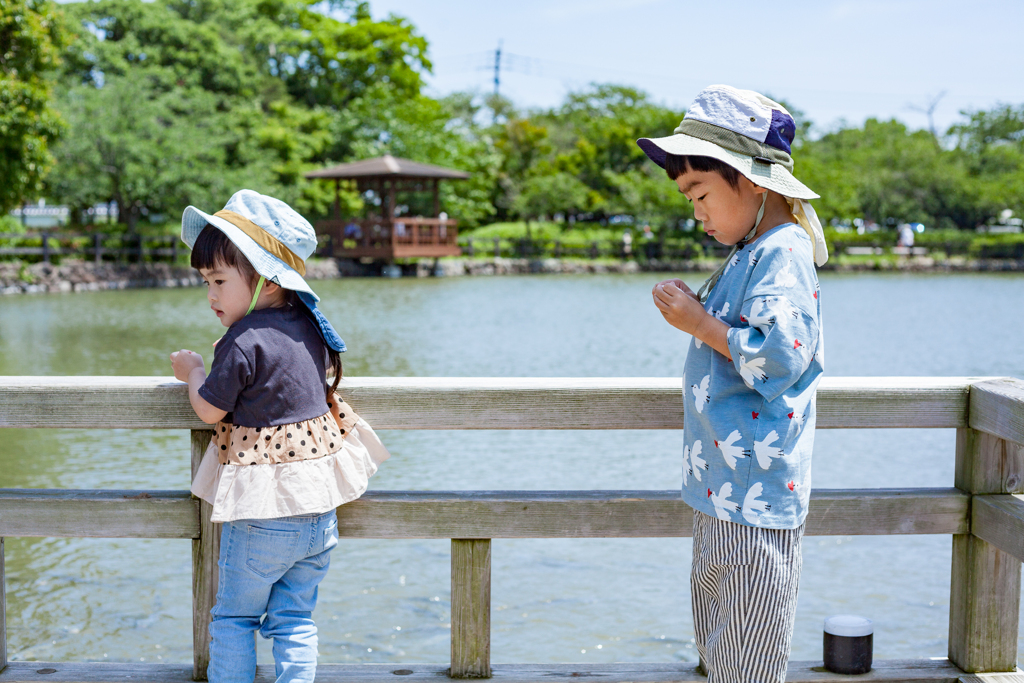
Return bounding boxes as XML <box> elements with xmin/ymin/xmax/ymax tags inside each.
<box><xmin>640</xmin><ymin>85</ymin><xmax>827</xmax><ymax>682</ymax></box>
<box><xmin>169</xmin><ymin>189</ymin><xmax>389</xmax><ymax>683</ymax></box>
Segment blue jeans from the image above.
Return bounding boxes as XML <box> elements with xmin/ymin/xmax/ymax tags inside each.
<box><xmin>208</xmin><ymin>510</ymin><xmax>339</xmax><ymax>683</ymax></box>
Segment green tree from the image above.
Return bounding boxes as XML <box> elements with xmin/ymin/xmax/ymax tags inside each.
<box><xmin>49</xmin><ymin>0</ymin><xmax>430</xmax><ymax>223</ymax></box>
<box><xmin>0</xmin><ymin>0</ymin><xmax>68</xmax><ymax>214</ymax></box>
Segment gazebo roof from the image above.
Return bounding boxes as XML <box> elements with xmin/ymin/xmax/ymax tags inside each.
<box><xmin>304</xmin><ymin>154</ymin><xmax>469</xmax><ymax>180</ymax></box>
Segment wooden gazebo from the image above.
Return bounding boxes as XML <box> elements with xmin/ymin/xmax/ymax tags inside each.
<box><xmin>305</xmin><ymin>155</ymin><xmax>469</xmax><ymax>259</ymax></box>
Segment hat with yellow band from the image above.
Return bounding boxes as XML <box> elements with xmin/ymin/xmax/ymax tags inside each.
<box><xmin>180</xmin><ymin>189</ymin><xmax>346</xmax><ymax>352</ymax></box>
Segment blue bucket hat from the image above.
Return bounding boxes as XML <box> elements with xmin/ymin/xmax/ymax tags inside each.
<box><xmin>181</xmin><ymin>189</ymin><xmax>346</xmax><ymax>352</ymax></box>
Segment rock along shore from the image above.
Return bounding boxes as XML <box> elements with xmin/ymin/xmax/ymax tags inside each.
<box><xmin>1</xmin><ymin>255</ymin><xmax>1022</xmax><ymax>295</ymax></box>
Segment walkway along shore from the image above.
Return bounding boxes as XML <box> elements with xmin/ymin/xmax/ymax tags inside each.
<box><xmin>1</xmin><ymin>254</ymin><xmax>1023</xmax><ymax>295</ymax></box>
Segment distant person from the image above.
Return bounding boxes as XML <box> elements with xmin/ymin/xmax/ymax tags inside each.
<box><xmin>642</xmin><ymin>224</ymin><xmax>657</xmax><ymax>259</ymax></box>
<box><xmin>169</xmin><ymin>190</ymin><xmax>389</xmax><ymax>683</ymax></box>
<box><xmin>898</xmin><ymin>223</ymin><xmax>915</xmax><ymax>248</ymax></box>
<box><xmin>642</xmin><ymin>85</ymin><xmax>828</xmax><ymax>683</ymax></box>
<box><xmin>621</xmin><ymin>229</ymin><xmax>633</xmax><ymax>256</ymax></box>
<box><xmin>344</xmin><ymin>220</ymin><xmax>363</xmax><ymax>240</ymax></box>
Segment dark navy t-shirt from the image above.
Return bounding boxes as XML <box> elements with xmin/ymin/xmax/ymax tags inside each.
<box><xmin>199</xmin><ymin>306</ymin><xmax>330</xmax><ymax>427</ymax></box>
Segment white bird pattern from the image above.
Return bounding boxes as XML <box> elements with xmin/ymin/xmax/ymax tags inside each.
<box><xmin>738</xmin><ymin>355</ymin><xmax>768</xmax><ymax>388</ymax></box>
<box><xmin>688</xmin><ymin>440</ymin><xmax>707</xmax><ymax>479</ymax></box>
<box><xmin>783</xmin><ymin>394</ymin><xmax>806</xmax><ymax>424</ymax></box>
<box><xmin>709</xmin><ymin>482</ymin><xmax>739</xmax><ymax>520</ymax></box>
<box><xmin>746</xmin><ymin>298</ymin><xmax>775</xmax><ymax>330</ymax></box>
<box><xmin>754</xmin><ymin>430</ymin><xmax>785</xmax><ymax>469</ymax></box>
<box><xmin>742</xmin><ymin>482</ymin><xmax>772</xmax><ymax>524</ymax></box>
<box><xmin>725</xmin><ymin>251</ymin><xmax>741</xmax><ymax>274</ymax></box>
<box><xmin>713</xmin><ymin>301</ymin><xmax>730</xmax><ymax>322</ymax></box>
<box><xmin>682</xmin><ymin>443</ymin><xmax>692</xmax><ymax>486</ymax></box>
<box><xmin>715</xmin><ymin>430</ymin><xmax>751</xmax><ymax>470</ymax></box>
<box><xmin>748</xmin><ymin>251</ymin><xmax>759</xmax><ymax>267</ymax></box>
<box><xmin>773</xmin><ymin>260</ymin><xmax>797</xmax><ymax>288</ymax></box>
<box><xmin>691</xmin><ymin>375</ymin><xmax>710</xmax><ymax>413</ymax></box>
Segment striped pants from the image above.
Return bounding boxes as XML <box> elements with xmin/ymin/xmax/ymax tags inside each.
<box><xmin>691</xmin><ymin>510</ymin><xmax>804</xmax><ymax>683</ymax></box>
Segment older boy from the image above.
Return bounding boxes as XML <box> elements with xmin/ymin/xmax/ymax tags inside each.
<box><xmin>639</xmin><ymin>85</ymin><xmax>828</xmax><ymax>682</ymax></box>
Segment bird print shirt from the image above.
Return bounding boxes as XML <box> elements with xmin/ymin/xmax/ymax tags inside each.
<box><xmin>682</xmin><ymin>223</ymin><xmax>824</xmax><ymax>529</ymax></box>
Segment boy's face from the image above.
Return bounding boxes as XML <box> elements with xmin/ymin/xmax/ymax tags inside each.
<box><xmin>675</xmin><ymin>169</ymin><xmax>767</xmax><ymax>245</ymax></box>
<box><xmin>199</xmin><ymin>262</ymin><xmax>255</xmax><ymax>328</ymax></box>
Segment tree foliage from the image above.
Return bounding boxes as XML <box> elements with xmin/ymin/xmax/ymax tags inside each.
<box><xmin>0</xmin><ymin>0</ymin><xmax>68</xmax><ymax>214</ymax></box>
<box><xmin>13</xmin><ymin>0</ymin><xmax>1022</xmax><ymax>238</ymax></box>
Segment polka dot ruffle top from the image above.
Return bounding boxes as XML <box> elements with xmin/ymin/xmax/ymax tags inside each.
<box><xmin>212</xmin><ymin>393</ymin><xmax>361</xmax><ymax>466</ymax></box>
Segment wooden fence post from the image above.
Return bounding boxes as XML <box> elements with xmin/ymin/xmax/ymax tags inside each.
<box><xmin>191</xmin><ymin>430</ymin><xmax>218</xmax><ymax>681</ymax></box>
<box><xmin>948</xmin><ymin>427</ymin><xmax>1024</xmax><ymax>673</ymax></box>
<box><xmin>451</xmin><ymin>539</ymin><xmax>491</xmax><ymax>678</ymax></box>
<box><xmin>93</xmin><ymin>234</ymin><xmax>103</xmax><ymax>264</ymax></box>
<box><xmin>41</xmin><ymin>234</ymin><xmax>50</xmax><ymax>264</ymax></box>
<box><xmin>493</xmin><ymin>238</ymin><xmax>500</xmax><ymax>259</ymax></box>
<box><xmin>466</xmin><ymin>238</ymin><xmax>474</xmax><ymax>258</ymax></box>
<box><xmin>1</xmin><ymin>537</ymin><xmax>7</xmax><ymax>673</ymax></box>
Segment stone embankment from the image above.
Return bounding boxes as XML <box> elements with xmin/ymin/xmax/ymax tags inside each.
<box><xmin>1</xmin><ymin>255</ymin><xmax>1022</xmax><ymax>295</ymax></box>
<box><xmin>0</xmin><ymin>259</ymin><xmax>349</xmax><ymax>295</ymax></box>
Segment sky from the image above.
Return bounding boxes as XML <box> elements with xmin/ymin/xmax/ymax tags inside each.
<box><xmin>365</xmin><ymin>0</ymin><xmax>1024</xmax><ymax>136</ymax></box>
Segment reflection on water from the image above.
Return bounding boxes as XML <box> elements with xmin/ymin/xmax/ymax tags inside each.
<box><xmin>1</xmin><ymin>272</ymin><xmax>1022</xmax><ymax>664</ymax></box>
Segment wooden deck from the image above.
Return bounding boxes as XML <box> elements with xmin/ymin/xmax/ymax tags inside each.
<box><xmin>1</xmin><ymin>376</ymin><xmax>1023</xmax><ymax>682</ymax></box>
<box><xmin>0</xmin><ymin>658</ymin><xmax>981</xmax><ymax>683</ymax></box>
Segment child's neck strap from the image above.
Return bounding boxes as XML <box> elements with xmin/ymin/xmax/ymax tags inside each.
<box><xmin>246</xmin><ymin>276</ymin><xmax>266</xmax><ymax>316</ymax></box>
<box><xmin>696</xmin><ymin>192</ymin><xmax>768</xmax><ymax>304</ymax></box>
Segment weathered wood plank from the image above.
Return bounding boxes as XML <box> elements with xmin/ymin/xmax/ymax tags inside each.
<box><xmin>0</xmin><ymin>490</ymin><xmax>199</xmax><ymax>538</ymax></box>
<box><xmin>0</xmin><ymin>488</ymin><xmax>968</xmax><ymax>540</ymax></box>
<box><xmin>959</xmin><ymin>673</ymin><xmax>1024</xmax><ymax>683</ymax></box>
<box><xmin>451</xmin><ymin>539</ymin><xmax>491</xmax><ymax>678</ymax></box>
<box><xmin>191</xmin><ymin>430</ymin><xmax>217</xmax><ymax>682</ymax></box>
<box><xmin>954</xmin><ymin>429</ymin><xmax>1024</xmax><ymax>495</ymax></box>
<box><xmin>948</xmin><ymin>429</ymin><xmax>1023</xmax><ymax>673</ymax></box>
<box><xmin>0</xmin><ymin>376</ymin><xmax>979</xmax><ymax>430</ymax></box>
<box><xmin>972</xmin><ymin>495</ymin><xmax>1024</xmax><ymax>564</ymax></box>
<box><xmin>335</xmin><ymin>488</ymin><xmax>968</xmax><ymax>539</ymax></box>
<box><xmin>0</xmin><ymin>658</ymin><xmax>967</xmax><ymax>683</ymax></box>
<box><xmin>970</xmin><ymin>379</ymin><xmax>1024</xmax><ymax>445</ymax></box>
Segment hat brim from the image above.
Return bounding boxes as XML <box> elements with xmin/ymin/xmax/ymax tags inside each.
<box><xmin>181</xmin><ymin>205</ymin><xmax>320</xmax><ymax>301</ymax></box>
<box><xmin>637</xmin><ymin>134</ymin><xmax>819</xmax><ymax>200</ymax></box>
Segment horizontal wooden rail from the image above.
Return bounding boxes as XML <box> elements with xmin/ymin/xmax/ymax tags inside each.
<box><xmin>0</xmin><ymin>376</ymin><xmax>984</xmax><ymax>430</ymax></box>
<box><xmin>0</xmin><ymin>488</ymin><xmax>968</xmax><ymax>539</ymax></box>
<box><xmin>0</xmin><ymin>658</ymin><xmax>971</xmax><ymax>683</ymax></box>
<box><xmin>0</xmin><ymin>490</ymin><xmax>198</xmax><ymax>538</ymax></box>
<box><xmin>972</xmin><ymin>494</ymin><xmax>1024</xmax><ymax>563</ymax></box>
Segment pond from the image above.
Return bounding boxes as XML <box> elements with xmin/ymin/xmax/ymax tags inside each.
<box><xmin>1</xmin><ymin>271</ymin><xmax>1022</xmax><ymax>665</ymax></box>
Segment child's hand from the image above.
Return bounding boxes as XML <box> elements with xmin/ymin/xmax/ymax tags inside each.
<box><xmin>652</xmin><ymin>280</ymin><xmax>707</xmax><ymax>335</ymax></box>
<box><xmin>170</xmin><ymin>349</ymin><xmax>205</xmax><ymax>383</ymax></box>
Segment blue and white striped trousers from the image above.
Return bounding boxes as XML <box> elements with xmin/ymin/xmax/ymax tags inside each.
<box><xmin>691</xmin><ymin>510</ymin><xmax>804</xmax><ymax>683</ymax></box>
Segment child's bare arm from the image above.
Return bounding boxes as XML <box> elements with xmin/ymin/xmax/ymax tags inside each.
<box><xmin>170</xmin><ymin>350</ymin><xmax>228</xmax><ymax>424</ymax></box>
<box><xmin>652</xmin><ymin>281</ymin><xmax>733</xmax><ymax>360</ymax></box>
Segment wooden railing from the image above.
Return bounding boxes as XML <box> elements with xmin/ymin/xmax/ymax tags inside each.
<box><xmin>1</xmin><ymin>376</ymin><xmax>1023</xmax><ymax>683</ymax></box>
<box><xmin>315</xmin><ymin>218</ymin><xmax>459</xmax><ymax>257</ymax></box>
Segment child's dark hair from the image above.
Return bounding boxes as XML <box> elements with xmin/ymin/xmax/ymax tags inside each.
<box><xmin>664</xmin><ymin>153</ymin><xmax>740</xmax><ymax>189</ymax></box>
<box><xmin>191</xmin><ymin>225</ymin><xmax>259</xmax><ymax>285</ymax></box>
<box><xmin>191</xmin><ymin>225</ymin><xmax>343</xmax><ymax>399</ymax></box>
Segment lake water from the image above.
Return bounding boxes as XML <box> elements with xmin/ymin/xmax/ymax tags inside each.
<box><xmin>1</xmin><ymin>272</ymin><xmax>1023</xmax><ymax>666</ymax></box>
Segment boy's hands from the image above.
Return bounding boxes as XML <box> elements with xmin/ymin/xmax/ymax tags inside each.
<box><xmin>170</xmin><ymin>349</ymin><xmax>204</xmax><ymax>383</ymax></box>
<box><xmin>652</xmin><ymin>280</ymin><xmax>733</xmax><ymax>360</ymax></box>
<box><xmin>652</xmin><ymin>280</ymin><xmax>705</xmax><ymax>334</ymax></box>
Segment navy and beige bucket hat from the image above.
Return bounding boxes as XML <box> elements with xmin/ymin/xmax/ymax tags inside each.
<box><xmin>180</xmin><ymin>189</ymin><xmax>346</xmax><ymax>352</ymax></box>
<box><xmin>638</xmin><ymin>84</ymin><xmax>827</xmax><ymax>266</ymax></box>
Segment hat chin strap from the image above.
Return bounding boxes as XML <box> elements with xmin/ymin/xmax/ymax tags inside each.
<box><xmin>697</xmin><ymin>193</ymin><xmax>767</xmax><ymax>304</ymax></box>
<box><xmin>246</xmin><ymin>276</ymin><xmax>266</xmax><ymax>316</ymax></box>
